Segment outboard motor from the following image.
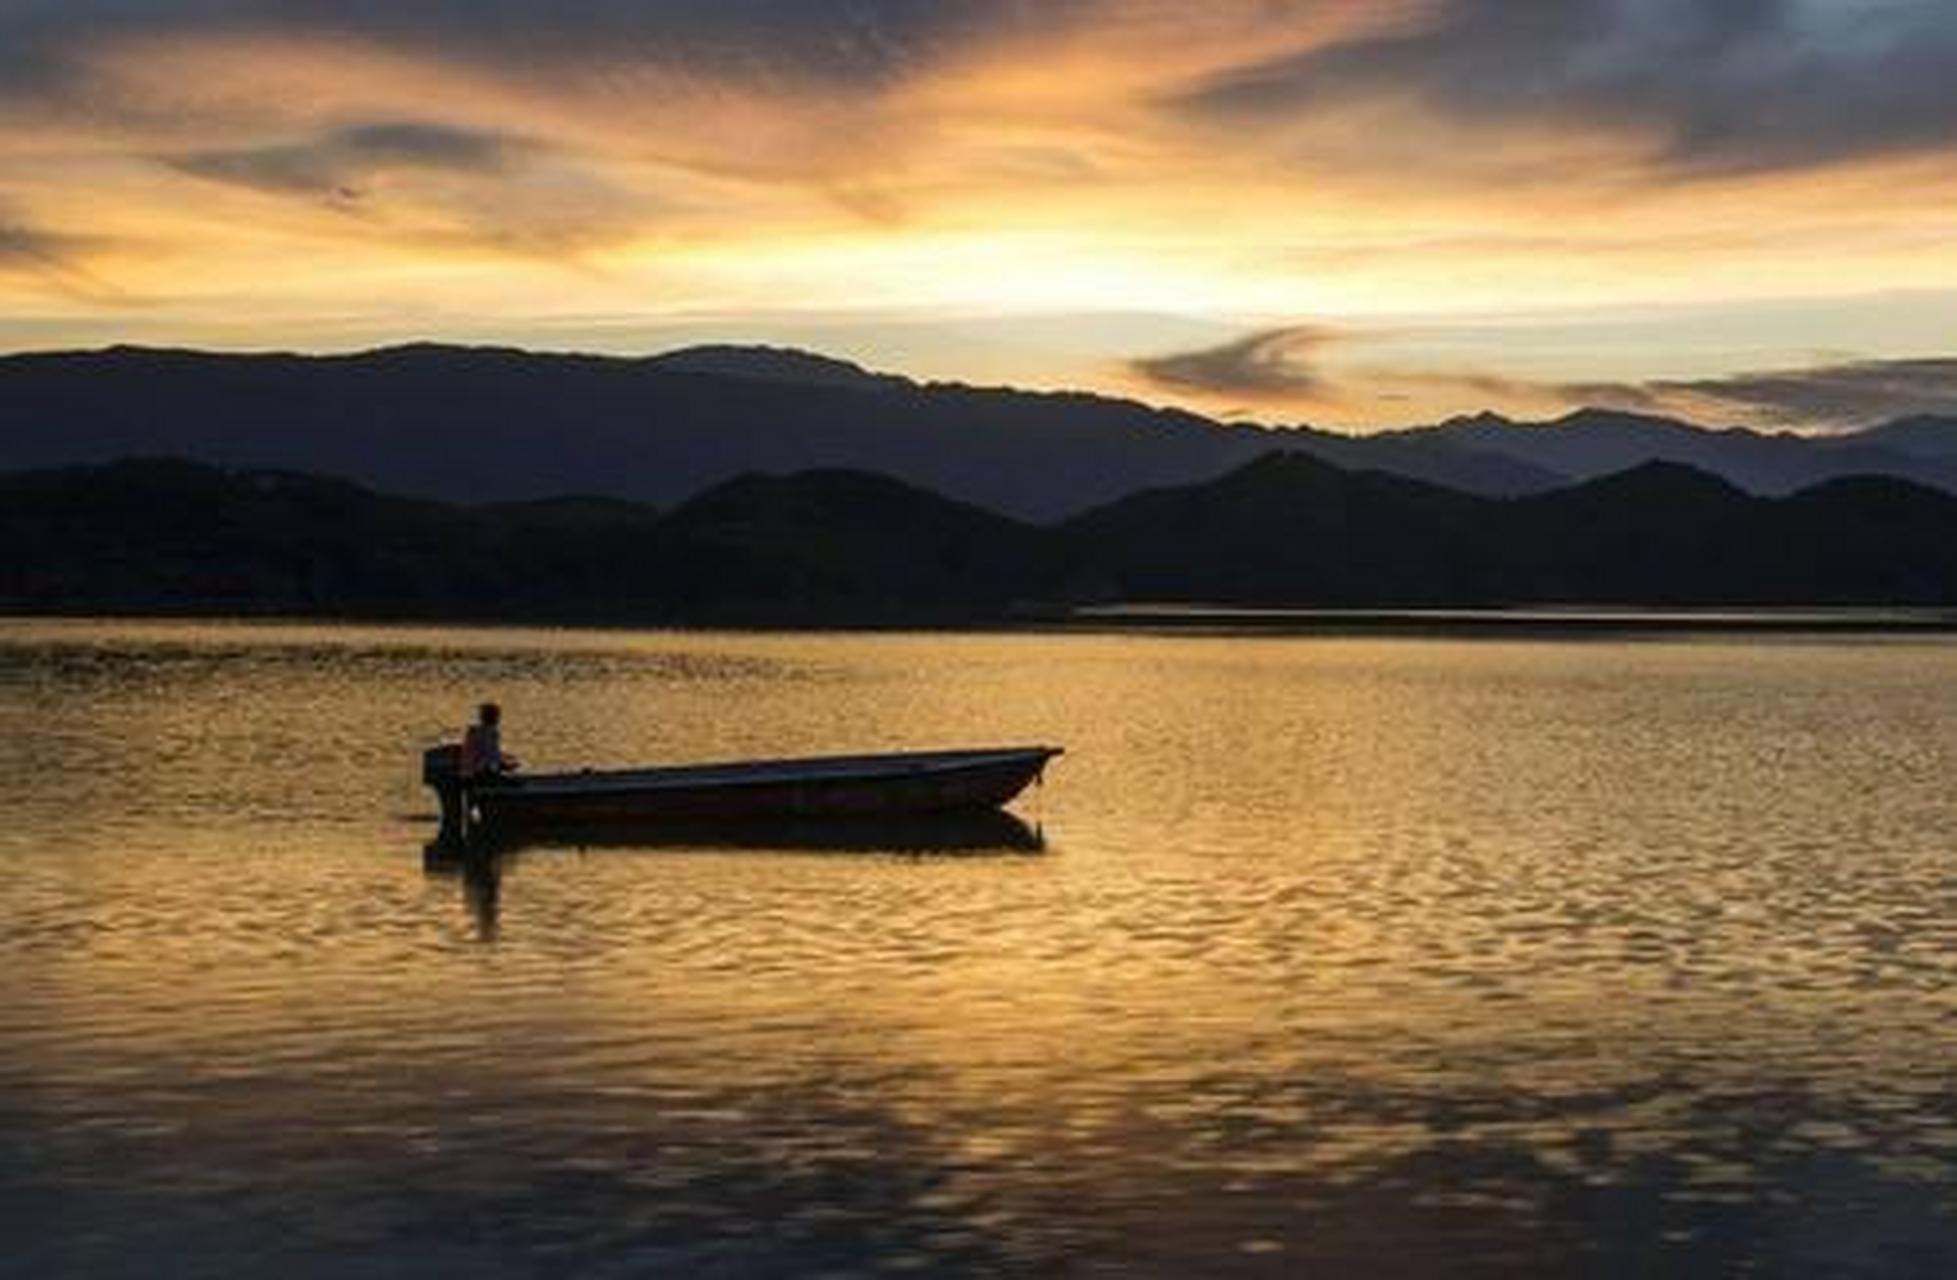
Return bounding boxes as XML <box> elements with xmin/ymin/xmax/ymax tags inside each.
<box><xmin>423</xmin><ymin>743</ymin><xmax>468</xmax><ymax>847</ymax></box>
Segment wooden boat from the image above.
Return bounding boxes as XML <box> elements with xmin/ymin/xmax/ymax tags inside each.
<box><xmin>424</xmin><ymin>743</ymin><xmax>1060</xmax><ymax>843</ymax></box>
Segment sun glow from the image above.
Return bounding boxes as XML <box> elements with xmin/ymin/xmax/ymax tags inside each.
<box><xmin>2</xmin><ymin>2</ymin><xmax>1954</xmax><ymax>425</ymax></box>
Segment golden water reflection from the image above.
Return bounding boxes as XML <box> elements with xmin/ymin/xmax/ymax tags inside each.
<box><xmin>4</xmin><ymin>621</ymin><xmax>1957</xmax><ymax>1274</ymax></box>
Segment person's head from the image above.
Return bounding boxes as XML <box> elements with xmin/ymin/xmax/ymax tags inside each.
<box><xmin>478</xmin><ymin>702</ymin><xmax>501</xmax><ymax>727</ymax></box>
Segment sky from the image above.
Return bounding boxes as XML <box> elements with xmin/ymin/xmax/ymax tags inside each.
<box><xmin>1</xmin><ymin>0</ymin><xmax>1955</xmax><ymax>431</ymax></box>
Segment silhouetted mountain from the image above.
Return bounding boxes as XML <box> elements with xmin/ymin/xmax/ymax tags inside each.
<box><xmin>0</xmin><ymin>344</ymin><xmax>1613</xmax><ymax>521</ymax></box>
<box><xmin>1065</xmin><ymin>452</ymin><xmax>1957</xmax><ymax>607</ymax></box>
<box><xmin>1762</xmin><ymin>477</ymin><xmax>1957</xmax><ymax>602</ymax></box>
<box><xmin>1277</xmin><ymin>426</ymin><xmax>1567</xmax><ymax>497</ymax></box>
<box><xmin>650</xmin><ymin>469</ymin><xmax>1047</xmax><ymax>622</ymax></box>
<box><xmin>0</xmin><ymin>345</ymin><xmax>1278</xmax><ymax>522</ymax></box>
<box><xmin>1425</xmin><ymin>409</ymin><xmax>1722</xmax><ymax>475</ymax></box>
<box><xmin>1846</xmin><ymin>415</ymin><xmax>1957</xmax><ymax>460</ymax></box>
<box><xmin>1491</xmin><ymin>462</ymin><xmax>1759</xmax><ymax>602</ymax></box>
<box><xmin>642</xmin><ymin>344</ymin><xmax>904</xmax><ymax>392</ymax></box>
<box><xmin>2</xmin><ymin>459</ymin><xmax>503</xmax><ymax>615</ymax></box>
<box><xmin>6</xmin><ymin>343</ymin><xmax>1957</xmax><ymax>529</ymax></box>
<box><xmin>1062</xmin><ymin>452</ymin><xmax>1485</xmax><ymax>604</ymax></box>
<box><xmin>0</xmin><ymin>459</ymin><xmax>1038</xmax><ymax>624</ymax></box>
<box><xmin>10</xmin><ymin>454</ymin><xmax>1957</xmax><ymax>618</ymax></box>
<box><xmin>1398</xmin><ymin>408</ymin><xmax>1957</xmax><ymax>496</ymax></box>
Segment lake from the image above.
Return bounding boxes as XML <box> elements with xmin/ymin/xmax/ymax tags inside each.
<box><xmin>4</xmin><ymin>619</ymin><xmax>1956</xmax><ymax>1277</ymax></box>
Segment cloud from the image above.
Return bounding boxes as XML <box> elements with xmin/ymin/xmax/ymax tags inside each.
<box><xmin>1177</xmin><ymin>0</ymin><xmax>1957</xmax><ymax>178</ymax></box>
<box><xmin>1572</xmin><ymin>357</ymin><xmax>1957</xmax><ymax>428</ymax></box>
<box><xmin>1130</xmin><ymin>327</ymin><xmax>1590</xmax><ymax>423</ymax></box>
<box><xmin>0</xmin><ymin>224</ymin><xmax>81</xmax><ymax>272</ymax></box>
<box><xmin>0</xmin><ymin>219</ymin><xmax>122</xmax><ymax>300</ymax></box>
<box><xmin>1130</xmin><ymin>325</ymin><xmax>1344</xmax><ymax>402</ymax></box>
<box><xmin>1127</xmin><ymin>324</ymin><xmax>1532</xmax><ymax>421</ymax></box>
<box><xmin>0</xmin><ymin>3</ymin><xmax>1088</xmax><ymax>225</ymax></box>
<box><xmin>171</xmin><ymin>121</ymin><xmax>525</xmax><ymax>202</ymax></box>
<box><xmin>161</xmin><ymin>119</ymin><xmax>651</xmax><ymax>259</ymax></box>
<box><xmin>0</xmin><ymin>2</ymin><xmax>1074</xmax><ymax>102</ymax></box>
<box><xmin>1131</xmin><ymin>324</ymin><xmax>1957</xmax><ymax>429</ymax></box>
<box><xmin>0</xmin><ymin>2</ymin><xmax>1954</xmax><ymax>375</ymax></box>
<box><xmin>11</xmin><ymin>4</ymin><xmax>1957</xmax><ymax>192</ymax></box>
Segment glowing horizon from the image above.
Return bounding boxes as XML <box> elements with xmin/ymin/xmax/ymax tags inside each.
<box><xmin>3</xmin><ymin>1</ymin><xmax>1956</xmax><ymax>430</ymax></box>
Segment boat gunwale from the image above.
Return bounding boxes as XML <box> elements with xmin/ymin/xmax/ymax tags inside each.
<box><xmin>473</xmin><ymin>746</ymin><xmax>1062</xmax><ymax>798</ymax></box>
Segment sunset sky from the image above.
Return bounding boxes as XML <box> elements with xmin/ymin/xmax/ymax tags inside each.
<box><xmin>2</xmin><ymin>0</ymin><xmax>1954</xmax><ymax>430</ymax></box>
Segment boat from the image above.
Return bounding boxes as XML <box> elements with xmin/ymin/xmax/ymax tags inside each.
<box><xmin>424</xmin><ymin>743</ymin><xmax>1061</xmax><ymax>845</ymax></box>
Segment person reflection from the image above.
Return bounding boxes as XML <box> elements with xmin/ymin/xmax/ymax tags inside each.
<box><xmin>461</xmin><ymin>854</ymin><xmax>501</xmax><ymax>942</ymax></box>
<box><xmin>421</xmin><ymin>843</ymin><xmax>502</xmax><ymax>943</ymax></box>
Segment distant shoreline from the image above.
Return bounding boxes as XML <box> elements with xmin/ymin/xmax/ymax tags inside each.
<box><xmin>1042</xmin><ymin>604</ymin><xmax>1957</xmax><ymax>638</ymax></box>
<box><xmin>7</xmin><ymin>606</ymin><xmax>1957</xmax><ymax>641</ymax></box>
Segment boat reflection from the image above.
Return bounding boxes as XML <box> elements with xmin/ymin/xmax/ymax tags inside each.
<box><xmin>423</xmin><ymin>810</ymin><xmax>1047</xmax><ymax>941</ymax></box>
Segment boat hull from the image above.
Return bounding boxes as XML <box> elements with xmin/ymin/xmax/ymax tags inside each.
<box><xmin>462</xmin><ymin>747</ymin><xmax>1060</xmax><ymax>833</ymax></box>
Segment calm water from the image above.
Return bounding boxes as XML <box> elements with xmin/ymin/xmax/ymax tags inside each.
<box><xmin>4</xmin><ymin>620</ymin><xmax>1957</xmax><ymax>1277</ymax></box>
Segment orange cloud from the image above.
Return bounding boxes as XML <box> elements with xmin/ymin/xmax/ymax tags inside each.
<box><xmin>0</xmin><ymin>1</ymin><xmax>1952</xmax><ymax>427</ymax></box>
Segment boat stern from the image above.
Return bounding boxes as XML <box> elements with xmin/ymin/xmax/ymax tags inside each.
<box><xmin>423</xmin><ymin>743</ymin><xmax>468</xmax><ymax>845</ymax></box>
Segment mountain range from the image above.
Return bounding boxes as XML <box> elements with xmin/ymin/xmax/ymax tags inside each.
<box><xmin>5</xmin><ymin>343</ymin><xmax>1956</xmax><ymax>520</ymax></box>
<box><xmin>9</xmin><ymin>453</ymin><xmax>1957</xmax><ymax>623</ymax></box>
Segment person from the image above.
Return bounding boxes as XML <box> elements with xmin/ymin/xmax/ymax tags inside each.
<box><xmin>459</xmin><ymin>702</ymin><xmax>518</xmax><ymax>780</ymax></box>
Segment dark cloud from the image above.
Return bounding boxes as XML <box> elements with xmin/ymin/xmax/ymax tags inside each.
<box><xmin>1575</xmin><ymin>357</ymin><xmax>1957</xmax><ymax>427</ymax></box>
<box><xmin>0</xmin><ymin>1</ymin><xmax>1081</xmax><ymax>100</ymax></box>
<box><xmin>0</xmin><ymin>224</ymin><xmax>79</xmax><ymax>272</ymax></box>
<box><xmin>7</xmin><ymin>2</ymin><xmax>1955</xmax><ymax>181</ymax></box>
<box><xmin>165</xmin><ymin>119</ymin><xmax>649</xmax><ymax>260</ymax></box>
<box><xmin>1135</xmin><ymin>323</ymin><xmax>1957</xmax><ymax>429</ymax></box>
<box><xmin>316</xmin><ymin>0</ymin><xmax>1070</xmax><ymax>83</ymax></box>
<box><xmin>335</xmin><ymin>123</ymin><xmax>514</xmax><ymax>169</ymax></box>
<box><xmin>171</xmin><ymin>121</ymin><xmax>525</xmax><ymax>202</ymax></box>
<box><xmin>1179</xmin><ymin>0</ymin><xmax>1957</xmax><ymax>176</ymax></box>
<box><xmin>1131</xmin><ymin>325</ymin><xmax>1342</xmax><ymax>401</ymax></box>
<box><xmin>0</xmin><ymin>220</ymin><xmax>121</xmax><ymax>299</ymax></box>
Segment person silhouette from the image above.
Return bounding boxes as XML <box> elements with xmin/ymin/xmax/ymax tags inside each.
<box><xmin>459</xmin><ymin>702</ymin><xmax>518</xmax><ymax>780</ymax></box>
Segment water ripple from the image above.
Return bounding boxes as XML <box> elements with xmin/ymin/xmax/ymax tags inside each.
<box><xmin>4</xmin><ymin>624</ymin><xmax>1957</xmax><ymax>1275</ymax></box>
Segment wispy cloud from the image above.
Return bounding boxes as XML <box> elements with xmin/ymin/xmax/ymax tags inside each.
<box><xmin>171</xmin><ymin>121</ymin><xmax>525</xmax><ymax>203</ymax></box>
<box><xmin>160</xmin><ymin>119</ymin><xmax>654</xmax><ymax>261</ymax></box>
<box><xmin>1176</xmin><ymin>0</ymin><xmax>1957</xmax><ymax>180</ymax></box>
<box><xmin>0</xmin><ymin>2</ymin><xmax>1073</xmax><ymax>111</ymax></box>
<box><xmin>0</xmin><ymin>218</ymin><xmax>123</xmax><ymax>301</ymax></box>
<box><xmin>0</xmin><ymin>2</ymin><xmax>1955</xmax><ymax>391</ymax></box>
<box><xmin>0</xmin><ymin>223</ymin><xmax>79</xmax><ymax>272</ymax></box>
<box><xmin>1571</xmin><ymin>357</ymin><xmax>1957</xmax><ymax>428</ymax></box>
<box><xmin>1128</xmin><ymin>324</ymin><xmax>1559</xmax><ymax>422</ymax></box>
<box><xmin>1130</xmin><ymin>325</ymin><xmax>1344</xmax><ymax>402</ymax></box>
<box><xmin>1131</xmin><ymin>325</ymin><xmax>1957</xmax><ymax>429</ymax></box>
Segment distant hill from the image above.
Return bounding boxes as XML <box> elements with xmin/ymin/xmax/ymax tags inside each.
<box><xmin>1062</xmin><ymin>452</ymin><xmax>1485</xmax><ymax>604</ymax></box>
<box><xmin>0</xmin><ymin>344</ymin><xmax>1278</xmax><ymax>522</ymax></box>
<box><xmin>9</xmin><ymin>455</ymin><xmax>1957</xmax><ymax>621</ymax></box>
<box><xmin>647</xmin><ymin>469</ymin><xmax>1048</xmax><ymax>622</ymax></box>
<box><xmin>1065</xmin><ymin>453</ymin><xmax>1957</xmax><ymax>607</ymax></box>
<box><xmin>5</xmin><ymin>342</ymin><xmax>1957</xmax><ymax>522</ymax></box>
<box><xmin>1845</xmin><ymin>415</ymin><xmax>1957</xmax><ymax>460</ymax></box>
<box><xmin>1489</xmin><ymin>462</ymin><xmax>1761</xmax><ymax>602</ymax></box>
<box><xmin>1265</xmin><ymin>427</ymin><xmax>1565</xmax><ymax>498</ymax></box>
<box><xmin>0</xmin><ymin>343</ymin><xmax>1618</xmax><ymax>519</ymax></box>
<box><xmin>1394</xmin><ymin>408</ymin><xmax>1957</xmax><ymax>496</ymax></box>
<box><xmin>0</xmin><ymin>459</ymin><xmax>1041</xmax><ymax>624</ymax></box>
<box><xmin>639</xmin><ymin>344</ymin><xmax>904</xmax><ymax>392</ymax></box>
